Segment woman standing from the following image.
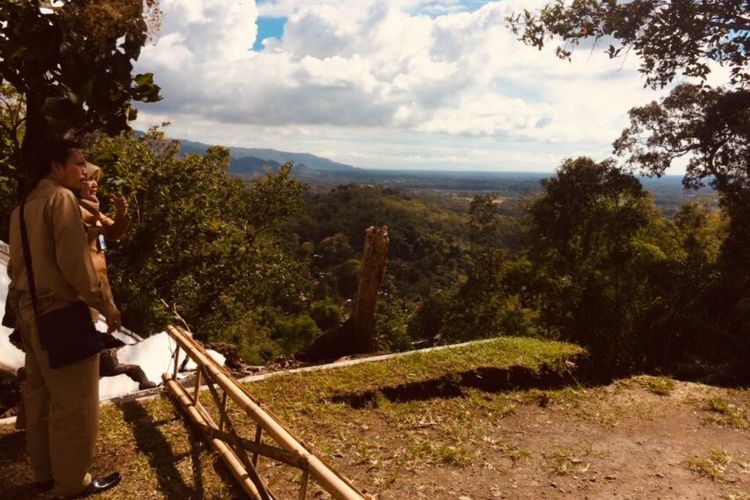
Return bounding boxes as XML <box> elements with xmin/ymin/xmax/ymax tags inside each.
<box><xmin>78</xmin><ymin>162</ymin><xmax>130</xmax><ymax>321</ymax></box>
<box><xmin>79</xmin><ymin>164</ymin><xmax>155</xmax><ymax>390</ymax></box>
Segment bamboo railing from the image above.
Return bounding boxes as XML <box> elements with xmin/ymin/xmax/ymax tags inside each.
<box><xmin>162</xmin><ymin>324</ymin><xmax>367</xmax><ymax>500</ymax></box>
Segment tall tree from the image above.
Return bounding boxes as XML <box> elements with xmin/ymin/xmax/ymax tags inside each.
<box><xmin>87</xmin><ymin>129</ymin><xmax>308</xmax><ymax>347</ymax></box>
<box><xmin>0</xmin><ymin>0</ymin><xmax>161</xmax><ymax>194</ymax></box>
<box><xmin>509</xmin><ymin>1</ymin><xmax>750</xmax><ymax>376</ymax></box>
<box><xmin>524</xmin><ymin>157</ymin><xmax>669</xmax><ymax>372</ymax></box>
<box><xmin>441</xmin><ymin>195</ymin><xmax>530</xmax><ymax>343</ymax></box>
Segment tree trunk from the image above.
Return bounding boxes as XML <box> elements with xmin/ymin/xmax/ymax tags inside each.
<box><xmin>350</xmin><ymin>225</ymin><xmax>389</xmax><ymax>352</ymax></box>
<box><xmin>18</xmin><ymin>92</ymin><xmax>46</xmax><ymax>199</ymax></box>
<box><xmin>297</xmin><ymin>225</ymin><xmax>389</xmax><ymax>362</ymax></box>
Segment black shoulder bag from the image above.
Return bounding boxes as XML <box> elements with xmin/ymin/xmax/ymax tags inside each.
<box><xmin>19</xmin><ymin>199</ymin><xmax>105</xmax><ymax>368</ymax></box>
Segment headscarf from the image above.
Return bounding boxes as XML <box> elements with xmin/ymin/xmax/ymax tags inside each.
<box><xmin>80</xmin><ymin>162</ymin><xmax>102</xmax><ymax>215</ymax></box>
<box><xmin>85</xmin><ymin>162</ymin><xmax>102</xmax><ymax>181</ymax></box>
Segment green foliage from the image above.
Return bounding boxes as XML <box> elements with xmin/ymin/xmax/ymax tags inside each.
<box><xmin>273</xmin><ymin>314</ymin><xmax>321</xmax><ymax>355</ymax></box>
<box><xmin>374</xmin><ymin>297</ymin><xmax>414</xmax><ymax>351</ymax></box>
<box><xmin>0</xmin><ymin>0</ymin><xmax>161</xmax><ymax>190</ymax></box>
<box><xmin>615</xmin><ymin>85</ymin><xmax>750</xmax><ymax>200</ymax></box>
<box><xmin>290</xmin><ymin>185</ymin><xmax>472</xmax><ymax>300</ymax></box>
<box><xmin>510</xmin><ymin>0</ymin><xmax>750</xmax><ymax>379</ymax></box>
<box><xmin>523</xmin><ymin>157</ymin><xmax>673</xmax><ymax>372</ymax></box>
<box><xmin>309</xmin><ymin>298</ymin><xmax>344</xmax><ymax>331</ymax></box>
<box><xmin>440</xmin><ymin>195</ymin><xmax>534</xmax><ymax>343</ymax></box>
<box><xmin>86</xmin><ymin>129</ymin><xmax>308</xmax><ymax>353</ymax></box>
<box><xmin>508</xmin><ymin>0</ymin><xmax>750</xmax><ymax>89</ymax></box>
<box><xmin>0</xmin><ymin>84</ymin><xmax>23</xmax><ymax>239</ymax></box>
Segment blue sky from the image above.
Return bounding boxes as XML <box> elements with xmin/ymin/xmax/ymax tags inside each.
<box><xmin>253</xmin><ymin>16</ymin><xmax>285</xmax><ymax>51</ymax></box>
<box><xmin>133</xmin><ymin>0</ymin><xmax>698</xmax><ymax>173</ymax></box>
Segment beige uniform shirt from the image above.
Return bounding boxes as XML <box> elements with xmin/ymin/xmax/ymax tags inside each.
<box><xmin>8</xmin><ymin>178</ymin><xmax>116</xmax><ymax>319</ymax></box>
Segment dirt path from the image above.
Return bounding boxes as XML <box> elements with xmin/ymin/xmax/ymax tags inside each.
<box><xmin>315</xmin><ymin>377</ymin><xmax>750</xmax><ymax>500</ymax></box>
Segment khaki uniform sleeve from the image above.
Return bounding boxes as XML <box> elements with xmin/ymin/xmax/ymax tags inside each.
<box><xmin>49</xmin><ymin>189</ymin><xmax>117</xmax><ymax>317</ymax></box>
<box><xmin>100</xmin><ymin>211</ymin><xmax>129</xmax><ymax>242</ymax></box>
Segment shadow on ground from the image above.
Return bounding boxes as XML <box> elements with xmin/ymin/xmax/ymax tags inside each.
<box><xmin>0</xmin><ymin>429</ymin><xmax>41</xmax><ymax>499</ymax></box>
<box><xmin>117</xmin><ymin>398</ymin><xmax>244</xmax><ymax>499</ymax></box>
<box><xmin>330</xmin><ymin>362</ymin><xmax>599</xmax><ymax>409</ymax></box>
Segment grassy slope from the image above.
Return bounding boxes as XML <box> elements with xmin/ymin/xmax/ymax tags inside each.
<box><xmin>0</xmin><ymin>337</ymin><xmax>581</xmax><ymax>498</ymax></box>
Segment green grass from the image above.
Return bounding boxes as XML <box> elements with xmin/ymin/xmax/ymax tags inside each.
<box><xmin>248</xmin><ymin>337</ymin><xmax>584</xmax><ymax>404</ymax></box>
<box><xmin>703</xmin><ymin>396</ymin><xmax>750</xmax><ymax>429</ymax></box>
<box><xmin>641</xmin><ymin>376</ymin><xmax>677</xmax><ymax>396</ymax></box>
<box><xmin>0</xmin><ymin>336</ymin><xmax>584</xmax><ymax>499</ymax></box>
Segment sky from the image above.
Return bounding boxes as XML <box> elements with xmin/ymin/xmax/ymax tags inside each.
<box><xmin>131</xmin><ymin>0</ymin><xmax>695</xmax><ymax>172</ymax></box>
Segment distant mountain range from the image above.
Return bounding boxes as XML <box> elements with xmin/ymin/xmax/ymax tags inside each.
<box><xmin>178</xmin><ymin>138</ymin><xmax>359</xmax><ymax>176</ymax></box>
<box><xmin>169</xmin><ymin>136</ymin><xmax>703</xmax><ymax>211</ymax></box>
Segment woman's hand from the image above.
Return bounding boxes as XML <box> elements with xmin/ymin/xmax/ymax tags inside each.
<box><xmin>112</xmin><ymin>193</ymin><xmax>130</xmax><ymax>221</ymax></box>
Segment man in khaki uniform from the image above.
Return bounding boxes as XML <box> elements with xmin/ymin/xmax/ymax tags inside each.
<box><xmin>8</xmin><ymin>139</ymin><xmax>123</xmax><ymax>498</ymax></box>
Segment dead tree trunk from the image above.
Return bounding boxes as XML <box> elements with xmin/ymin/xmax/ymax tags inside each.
<box><xmin>297</xmin><ymin>225</ymin><xmax>389</xmax><ymax>361</ymax></box>
<box><xmin>351</xmin><ymin>225</ymin><xmax>389</xmax><ymax>352</ymax></box>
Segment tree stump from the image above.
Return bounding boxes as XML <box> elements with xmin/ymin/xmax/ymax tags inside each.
<box><xmin>351</xmin><ymin>226</ymin><xmax>389</xmax><ymax>352</ymax></box>
<box><xmin>298</xmin><ymin>225</ymin><xmax>389</xmax><ymax>361</ymax></box>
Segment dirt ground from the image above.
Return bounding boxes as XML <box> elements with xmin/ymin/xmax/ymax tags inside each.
<box><xmin>336</xmin><ymin>378</ymin><xmax>750</xmax><ymax>500</ymax></box>
<box><xmin>0</xmin><ymin>376</ymin><xmax>749</xmax><ymax>499</ymax></box>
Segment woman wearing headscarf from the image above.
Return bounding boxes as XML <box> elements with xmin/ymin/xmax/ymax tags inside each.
<box><xmin>79</xmin><ymin>164</ymin><xmax>156</xmax><ymax>390</ymax></box>
<box><xmin>78</xmin><ymin>162</ymin><xmax>130</xmax><ymax>320</ymax></box>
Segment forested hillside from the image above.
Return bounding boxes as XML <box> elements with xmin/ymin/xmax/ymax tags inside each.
<box><xmin>0</xmin><ymin>0</ymin><xmax>748</xmax><ymax>385</ymax></box>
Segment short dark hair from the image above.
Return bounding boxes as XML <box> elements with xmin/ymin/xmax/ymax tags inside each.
<box><xmin>34</xmin><ymin>138</ymin><xmax>82</xmax><ymax>178</ymax></box>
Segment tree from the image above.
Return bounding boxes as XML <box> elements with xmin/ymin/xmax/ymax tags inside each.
<box><xmin>509</xmin><ymin>1</ymin><xmax>750</xmax><ymax>378</ymax></box>
<box><xmin>523</xmin><ymin>157</ymin><xmax>668</xmax><ymax>372</ymax></box>
<box><xmin>507</xmin><ymin>0</ymin><xmax>750</xmax><ymax>89</ymax></box>
<box><xmin>508</xmin><ymin>1</ymin><xmax>750</xmax><ymax>211</ymax></box>
<box><xmin>441</xmin><ymin>195</ymin><xmax>532</xmax><ymax>343</ymax></box>
<box><xmin>86</xmin><ymin>129</ymin><xmax>308</xmax><ymax>354</ymax></box>
<box><xmin>613</xmin><ymin>84</ymin><xmax>750</xmax><ymax>283</ymax></box>
<box><xmin>0</xmin><ymin>84</ymin><xmax>24</xmax><ymax>238</ymax></box>
<box><xmin>0</xmin><ymin>0</ymin><xmax>161</xmax><ymax>193</ymax></box>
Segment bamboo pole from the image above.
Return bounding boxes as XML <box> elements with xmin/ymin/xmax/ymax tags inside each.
<box><xmin>164</xmin><ymin>325</ymin><xmax>365</xmax><ymax>500</ymax></box>
<box><xmin>163</xmin><ymin>377</ymin><xmax>264</xmax><ymax>499</ymax></box>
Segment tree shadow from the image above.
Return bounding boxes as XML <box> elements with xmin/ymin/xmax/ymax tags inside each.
<box><xmin>330</xmin><ymin>361</ymin><xmax>609</xmax><ymax>408</ymax></box>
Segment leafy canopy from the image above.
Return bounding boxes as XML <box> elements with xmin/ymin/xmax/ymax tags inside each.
<box><xmin>0</xmin><ymin>0</ymin><xmax>161</xmax><ymax>187</ymax></box>
<box><xmin>508</xmin><ymin>0</ymin><xmax>750</xmax><ymax>89</ymax></box>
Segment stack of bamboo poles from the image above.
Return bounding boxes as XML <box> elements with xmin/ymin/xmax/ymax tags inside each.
<box><xmin>162</xmin><ymin>324</ymin><xmax>367</xmax><ymax>500</ymax></box>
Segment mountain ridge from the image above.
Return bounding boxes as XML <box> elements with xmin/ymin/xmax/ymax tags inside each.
<box><xmin>177</xmin><ymin>137</ymin><xmax>359</xmax><ymax>173</ymax></box>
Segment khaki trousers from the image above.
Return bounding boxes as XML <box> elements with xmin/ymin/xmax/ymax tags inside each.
<box><xmin>19</xmin><ymin>307</ymin><xmax>98</xmax><ymax>497</ymax></box>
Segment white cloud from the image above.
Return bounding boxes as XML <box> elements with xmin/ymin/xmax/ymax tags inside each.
<box><xmin>134</xmin><ymin>0</ymin><xmax>679</xmax><ymax>171</ymax></box>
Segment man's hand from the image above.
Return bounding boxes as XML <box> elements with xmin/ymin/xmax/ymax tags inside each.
<box><xmin>104</xmin><ymin>308</ymin><xmax>122</xmax><ymax>333</ymax></box>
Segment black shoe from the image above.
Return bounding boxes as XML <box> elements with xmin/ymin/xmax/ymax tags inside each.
<box><xmin>34</xmin><ymin>479</ymin><xmax>54</xmax><ymax>492</ymax></box>
<box><xmin>73</xmin><ymin>472</ymin><xmax>122</xmax><ymax>498</ymax></box>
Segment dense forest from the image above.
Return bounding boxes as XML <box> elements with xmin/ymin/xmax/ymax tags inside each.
<box><xmin>1</xmin><ymin>0</ymin><xmax>749</xmax><ymax>384</ymax></box>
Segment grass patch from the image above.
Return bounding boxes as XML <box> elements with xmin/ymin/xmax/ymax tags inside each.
<box><xmin>685</xmin><ymin>447</ymin><xmax>733</xmax><ymax>481</ymax></box>
<box><xmin>482</xmin><ymin>436</ymin><xmax>530</xmax><ymax>463</ymax></box>
<box><xmin>703</xmin><ymin>397</ymin><xmax>750</xmax><ymax>429</ymax></box>
<box><xmin>0</xmin><ymin>336</ymin><xmax>583</xmax><ymax>498</ymax></box>
<box><xmin>548</xmin><ymin>448</ymin><xmax>591</xmax><ymax>475</ymax></box>
<box><xmin>641</xmin><ymin>376</ymin><xmax>677</xmax><ymax>396</ymax></box>
<box><xmin>409</xmin><ymin>440</ymin><xmax>472</xmax><ymax>467</ymax></box>
<box><xmin>249</xmin><ymin>337</ymin><xmax>584</xmax><ymax>407</ymax></box>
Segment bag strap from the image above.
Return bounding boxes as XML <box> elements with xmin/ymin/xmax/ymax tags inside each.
<box><xmin>18</xmin><ymin>199</ymin><xmax>41</xmax><ymax>322</ymax></box>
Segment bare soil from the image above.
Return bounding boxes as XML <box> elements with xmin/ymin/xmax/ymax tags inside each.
<box><xmin>344</xmin><ymin>379</ymin><xmax>750</xmax><ymax>500</ymax></box>
<box><xmin>0</xmin><ymin>376</ymin><xmax>749</xmax><ymax>499</ymax></box>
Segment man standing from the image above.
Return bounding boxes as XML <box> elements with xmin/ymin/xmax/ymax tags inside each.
<box><xmin>8</xmin><ymin>139</ymin><xmax>123</xmax><ymax>497</ymax></box>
